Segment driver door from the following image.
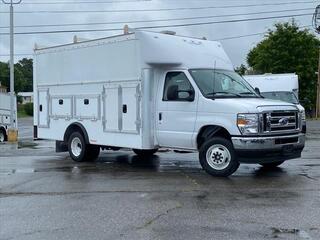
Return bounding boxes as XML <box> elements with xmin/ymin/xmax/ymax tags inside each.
<box><xmin>156</xmin><ymin>71</ymin><xmax>198</xmax><ymax>149</ymax></box>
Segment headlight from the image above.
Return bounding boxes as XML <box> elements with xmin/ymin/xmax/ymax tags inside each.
<box><xmin>300</xmin><ymin>110</ymin><xmax>306</xmax><ymax>121</ymax></box>
<box><xmin>237</xmin><ymin>114</ymin><xmax>259</xmax><ymax>135</ymax></box>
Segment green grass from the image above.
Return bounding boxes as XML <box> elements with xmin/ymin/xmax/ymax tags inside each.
<box><xmin>17</xmin><ymin>105</ymin><xmax>30</xmax><ymax>118</ymax></box>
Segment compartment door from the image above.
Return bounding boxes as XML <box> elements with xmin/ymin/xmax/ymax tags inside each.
<box><xmin>74</xmin><ymin>95</ymin><xmax>100</xmax><ymax>121</ymax></box>
<box><xmin>50</xmin><ymin>96</ymin><xmax>73</xmax><ymax>120</ymax></box>
<box><xmin>0</xmin><ymin>94</ymin><xmax>11</xmax><ymax>126</ymax></box>
<box><xmin>103</xmin><ymin>84</ymin><xmax>121</xmax><ymax>132</ymax></box>
<box><xmin>121</xmin><ymin>82</ymin><xmax>141</xmax><ymax>134</ymax></box>
<box><xmin>38</xmin><ymin>89</ymin><xmax>50</xmax><ymax>128</ymax></box>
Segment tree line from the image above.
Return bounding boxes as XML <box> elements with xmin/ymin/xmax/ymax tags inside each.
<box><xmin>236</xmin><ymin>21</ymin><xmax>319</xmax><ymax>113</ymax></box>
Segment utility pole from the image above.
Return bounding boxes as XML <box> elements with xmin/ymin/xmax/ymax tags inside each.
<box><xmin>313</xmin><ymin>5</ymin><xmax>320</xmax><ymax>118</ymax></box>
<box><xmin>317</xmin><ymin>51</ymin><xmax>320</xmax><ymax>118</ymax></box>
<box><xmin>1</xmin><ymin>0</ymin><xmax>21</xmax><ymax>141</ymax></box>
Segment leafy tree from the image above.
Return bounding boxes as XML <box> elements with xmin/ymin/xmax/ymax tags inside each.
<box><xmin>0</xmin><ymin>58</ymin><xmax>33</xmax><ymax>93</ymax></box>
<box><xmin>0</xmin><ymin>61</ymin><xmax>9</xmax><ymax>91</ymax></box>
<box><xmin>15</xmin><ymin>58</ymin><xmax>33</xmax><ymax>92</ymax></box>
<box><xmin>247</xmin><ymin>21</ymin><xmax>319</xmax><ymax>111</ymax></box>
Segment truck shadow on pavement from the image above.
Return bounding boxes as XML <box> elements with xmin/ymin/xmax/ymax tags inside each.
<box><xmin>60</xmin><ymin>151</ymin><xmax>291</xmax><ymax>178</ymax></box>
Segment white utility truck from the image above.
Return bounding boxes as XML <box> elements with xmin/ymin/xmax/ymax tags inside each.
<box><xmin>33</xmin><ymin>31</ymin><xmax>305</xmax><ymax>177</ymax></box>
<box><xmin>0</xmin><ymin>92</ymin><xmax>17</xmax><ymax>142</ymax></box>
<box><xmin>244</xmin><ymin>73</ymin><xmax>306</xmax><ymax>133</ymax></box>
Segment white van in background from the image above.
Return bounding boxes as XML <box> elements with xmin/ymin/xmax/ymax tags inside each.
<box><xmin>243</xmin><ymin>74</ymin><xmax>306</xmax><ymax>133</ymax></box>
<box><xmin>0</xmin><ymin>93</ymin><xmax>17</xmax><ymax>142</ymax></box>
<box><xmin>33</xmin><ymin>30</ymin><xmax>305</xmax><ymax>177</ymax></box>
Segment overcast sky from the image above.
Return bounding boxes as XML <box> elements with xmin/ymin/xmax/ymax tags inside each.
<box><xmin>0</xmin><ymin>0</ymin><xmax>316</xmax><ymax>67</ymax></box>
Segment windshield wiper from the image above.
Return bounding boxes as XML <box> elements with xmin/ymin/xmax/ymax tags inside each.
<box><xmin>240</xmin><ymin>92</ymin><xmax>263</xmax><ymax>98</ymax></box>
<box><xmin>206</xmin><ymin>91</ymin><xmax>242</xmax><ymax>97</ymax></box>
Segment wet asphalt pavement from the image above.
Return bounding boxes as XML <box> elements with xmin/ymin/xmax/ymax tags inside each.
<box><xmin>0</xmin><ymin>118</ymin><xmax>320</xmax><ymax>240</ymax></box>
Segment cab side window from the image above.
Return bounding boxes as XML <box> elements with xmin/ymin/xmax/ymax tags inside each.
<box><xmin>163</xmin><ymin>72</ymin><xmax>194</xmax><ymax>101</ymax></box>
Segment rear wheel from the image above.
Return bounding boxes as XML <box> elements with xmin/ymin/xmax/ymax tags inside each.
<box><xmin>68</xmin><ymin>132</ymin><xmax>100</xmax><ymax>162</ymax></box>
<box><xmin>133</xmin><ymin>149</ymin><xmax>158</xmax><ymax>157</ymax></box>
<box><xmin>260</xmin><ymin>161</ymin><xmax>285</xmax><ymax>168</ymax></box>
<box><xmin>68</xmin><ymin>132</ymin><xmax>87</xmax><ymax>162</ymax></box>
<box><xmin>199</xmin><ymin>137</ymin><xmax>240</xmax><ymax>177</ymax></box>
<box><xmin>0</xmin><ymin>129</ymin><xmax>7</xmax><ymax>142</ymax></box>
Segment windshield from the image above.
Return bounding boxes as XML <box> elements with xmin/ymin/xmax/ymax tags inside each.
<box><xmin>261</xmin><ymin>91</ymin><xmax>299</xmax><ymax>104</ymax></box>
<box><xmin>189</xmin><ymin>69</ymin><xmax>259</xmax><ymax>98</ymax></box>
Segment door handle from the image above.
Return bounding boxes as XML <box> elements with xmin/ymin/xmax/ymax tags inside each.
<box><xmin>159</xmin><ymin>112</ymin><xmax>162</xmax><ymax>121</ymax></box>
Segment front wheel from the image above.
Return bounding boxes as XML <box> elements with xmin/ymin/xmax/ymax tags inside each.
<box><xmin>260</xmin><ymin>161</ymin><xmax>285</xmax><ymax>168</ymax></box>
<box><xmin>199</xmin><ymin>137</ymin><xmax>240</xmax><ymax>177</ymax></box>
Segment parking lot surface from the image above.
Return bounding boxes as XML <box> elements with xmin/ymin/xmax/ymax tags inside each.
<box><xmin>1</xmin><ymin>118</ymin><xmax>320</xmax><ymax>240</ymax></box>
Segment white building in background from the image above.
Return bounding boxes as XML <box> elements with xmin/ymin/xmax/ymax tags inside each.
<box><xmin>18</xmin><ymin>92</ymin><xmax>33</xmax><ymax>104</ymax></box>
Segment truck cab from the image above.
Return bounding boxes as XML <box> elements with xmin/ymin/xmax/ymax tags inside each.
<box><xmin>155</xmin><ymin>68</ymin><xmax>305</xmax><ymax>176</ymax></box>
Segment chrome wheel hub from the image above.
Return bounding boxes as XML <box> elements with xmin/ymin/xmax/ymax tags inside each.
<box><xmin>206</xmin><ymin>144</ymin><xmax>231</xmax><ymax>170</ymax></box>
<box><xmin>71</xmin><ymin>137</ymin><xmax>82</xmax><ymax>157</ymax></box>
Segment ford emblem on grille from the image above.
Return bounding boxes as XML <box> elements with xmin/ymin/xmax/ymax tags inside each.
<box><xmin>279</xmin><ymin>117</ymin><xmax>289</xmax><ymax>126</ymax></box>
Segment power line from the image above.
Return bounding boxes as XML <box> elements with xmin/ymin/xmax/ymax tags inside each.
<box><xmin>0</xmin><ymin>26</ymin><xmax>313</xmax><ymax>56</ymax></box>
<box><xmin>0</xmin><ymin>8</ymin><xmax>313</xmax><ymax>29</ymax></box>
<box><xmin>0</xmin><ymin>53</ymin><xmax>32</xmax><ymax>56</ymax></box>
<box><xmin>214</xmin><ymin>24</ymin><xmax>312</xmax><ymax>40</ymax></box>
<box><xmin>19</xmin><ymin>0</ymin><xmax>151</xmax><ymax>4</ymax></box>
<box><xmin>14</xmin><ymin>0</ymin><xmax>316</xmax><ymax>4</ymax></box>
<box><xmin>0</xmin><ymin>12</ymin><xmax>313</xmax><ymax>35</ymax></box>
<box><xmin>0</xmin><ymin>1</ymin><xmax>316</xmax><ymax>14</ymax></box>
<box><xmin>0</xmin><ymin>25</ymin><xmax>312</xmax><ymax>57</ymax></box>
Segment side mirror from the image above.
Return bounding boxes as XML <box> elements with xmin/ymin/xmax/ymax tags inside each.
<box><xmin>180</xmin><ymin>89</ymin><xmax>195</xmax><ymax>102</ymax></box>
<box><xmin>254</xmin><ymin>87</ymin><xmax>261</xmax><ymax>95</ymax></box>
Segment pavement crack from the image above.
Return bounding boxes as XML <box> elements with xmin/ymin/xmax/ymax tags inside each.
<box><xmin>271</xmin><ymin>227</ymin><xmax>313</xmax><ymax>240</ymax></box>
<box><xmin>178</xmin><ymin>169</ymin><xmax>201</xmax><ymax>190</ymax></box>
<box><xmin>299</xmin><ymin>173</ymin><xmax>318</xmax><ymax>181</ymax></box>
<box><xmin>136</xmin><ymin>203</ymin><xmax>182</xmax><ymax>230</ymax></box>
<box><xmin>3</xmin><ymin>227</ymin><xmax>68</xmax><ymax>240</ymax></box>
<box><xmin>0</xmin><ymin>190</ymin><xmax>204</xmax><ymax>198</ymax></box>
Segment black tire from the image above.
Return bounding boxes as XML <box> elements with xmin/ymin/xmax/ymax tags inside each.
<box><xmin>260</xmin><ymin>161</ymin><xmax>285</xmax><ymax>168</ymax></box>
<box><xmin>86</xmin><ymin>145</ymin><xmax>100</xmax><ymax>161</ymax></box>
<box><xmin>68</xmin><ymin>132</ymin><xmax>88</xmax><ymax>162</ymax></box>
<box><xmin>0</xmin><ymin>128</ymin><xmax>7</xmax><ymax>142</ymax></box>
<box><xmin>199</xmin><ymin>137</ymin><xmax>240</xmax><ymax>177</ymax></box>
<box><xmin>133</xmin><ymin>149</ymin><xmax>158</xmax><ymax>157</ymax></box>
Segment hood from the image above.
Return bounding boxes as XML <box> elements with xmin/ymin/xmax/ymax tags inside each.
<box><xmin>201</xmin><ymin>97</ymin><xmax>298</xmax><ymax>114</ymax></box>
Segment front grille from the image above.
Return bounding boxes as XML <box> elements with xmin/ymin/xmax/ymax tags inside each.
<box><xmin>263</xmin><ymin>111</ymin><xmax>299</xmax><ymax>134</ymax></box>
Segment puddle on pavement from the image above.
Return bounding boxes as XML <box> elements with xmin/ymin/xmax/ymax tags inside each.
<box><xmin>0</xmin><ymin>168</ymin><xmax>35</xmax><ymax>174</ymax></box>
<box><xmin>2</xmin><ymin>153</ymin><xmax>201</xmax><ymax>175</ymax></box>
<box><xmin>18</xmin><ymin>141</ymin><xmax>38</xmax><ymax>149</ymax></box>
<box><xmin>253</xmin><ymin>166</ymin><xmax>287</xmax><ymax>178</ymax></box>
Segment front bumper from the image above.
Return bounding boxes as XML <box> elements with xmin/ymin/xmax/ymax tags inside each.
<box><xmin>231</xmin><ymin>133</ymin><xmax>305</xmax><ymax>164</ymax></box>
